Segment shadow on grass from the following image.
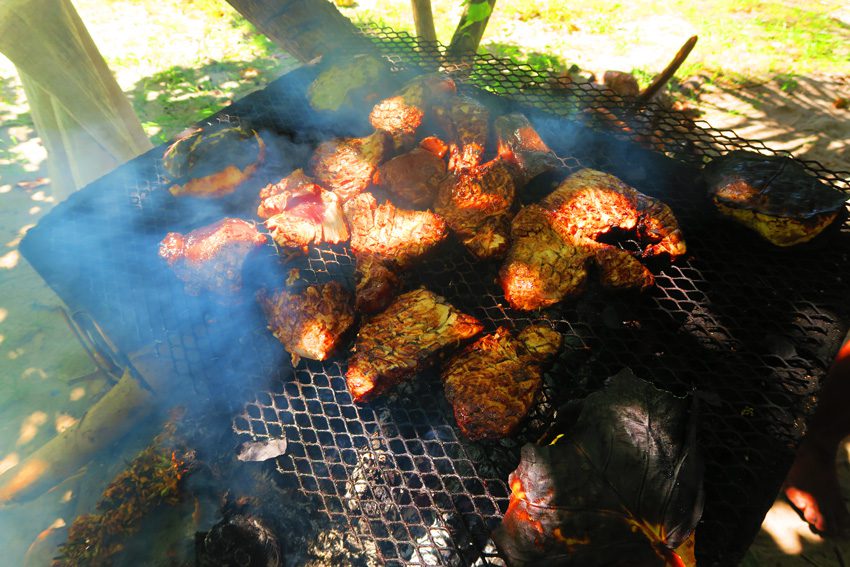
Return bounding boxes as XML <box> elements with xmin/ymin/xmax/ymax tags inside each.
<box><xmin>124</xmin><ymin>55</ymin><xmax>297</xmax><ymax>145</ymax></box>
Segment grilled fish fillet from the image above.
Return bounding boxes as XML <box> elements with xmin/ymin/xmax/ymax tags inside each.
<box><xmin>258</xmin><ymin>281</ymin><xmax>355</xmax><ymax>364</ymax></box>
<box><xmin>159</xmin><ymin>218</ymin><xmax>266</xmax><ymax>296</ymax></box>
<box><xmin>442</xmin><ymin>324</ymin><xmax>562</xmax><ymax>440</ymax></box>
<box><xmin>346</xmin><ymin>288</ymin><xmax>483</xmax><ymax>402</ymax></box>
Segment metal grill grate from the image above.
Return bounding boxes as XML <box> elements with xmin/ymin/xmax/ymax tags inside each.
<box><xmin>19</xmin><ymin>30</ymin><xmax>850</xmax><ymax>567</ymax></box>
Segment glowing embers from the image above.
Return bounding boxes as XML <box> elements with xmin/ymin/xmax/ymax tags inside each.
<box><xmin>500</xmin><ymin>168</ymin><xmax>687</xmax><ymax>310</ymax></box>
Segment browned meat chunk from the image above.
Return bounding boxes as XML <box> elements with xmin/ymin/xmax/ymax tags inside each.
<box><xmin>344</xmin><ymin>192</ymin><xmax>448</xmax><ymax>312</ymax></box>
<box><xmin>435</xmin><ymin>158</ymin><xmax>517</xmax><ymax>260</ymax></box>
<box><xmin>373</xmin><ymin>143</ymin><xmax>447</xmax><ymax>208</ymax></box>
<box><xmin>258</xmin><ymin>281</ymin><xmax>355</xmax><ymax>364</ymax></box>
<box><xmin>346</xmin><ymin>288</ymin><xmax>483</xmax><ymax>402</ymax></box>
<box><xmin>434</xmin><ymin>93</ymin><xmax>489</xmax><ymax>171</ymax></box>
<box><xmin>442</xmin><ymin>324</ymin><xmax>562</xmax><ymax>440</ymax></box>
<box><xmin>369</xmin><ymin>74</ymin><xmax>456</xmax><ymax>151</ymax></box>
<box><xmin>353</xmin><ymin>255</ymin><xmax>401</xmax><ymax>314</ymax></box>
<box><xmin>495</xmin><ymin>113</ymin><xmax>559</xmax><ymax>185</ymax></box>
<box><xmin>500</xmin><ymin>169</ymin><xmax>686</xmax><ymax>310</ymax></box>
<box><xmin>499</xmin><ymin>206</ymin><xmax>592</xmax><ymax>311</ymax></box>
<box><xmin>258</xmin><ymin>169</ymin><xmax>348</xmax><ymax>249</ymax></box>
<box><xmin>310</xmin><ymin>130</ymin><xmax>391</xmax><ymax>203</ymax></box>
<box><xmin>159</xmin><ymin>218</ymin><xmax>266</xmax><ymax>296</ymax></box>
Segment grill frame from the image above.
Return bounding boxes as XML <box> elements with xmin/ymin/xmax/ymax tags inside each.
<box><xmin>20</xmin><ymin>30</ymin><xmax>850</xmax><ymax>567</ymax></box>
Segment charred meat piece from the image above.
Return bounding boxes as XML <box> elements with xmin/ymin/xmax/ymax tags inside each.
<box><xmin>163</xmin><ymin>122</ymin><xmax>265</xmax><ymax>198</ymax></box>
<box><xmin>703</xmin><ymin>150</ymin><xmax>848</xmax><ymax>246</ymax></box>
<box><xmin>258</xmin><ymin>170</ymin><xmax>349</xmax><ymax>250</ymax></box>
<box><xmin>159</xmin><ymin>218</ymin><xmax>266</xmax><ymax>296</ymax></box>
<box><xmin>442</xmin><ymin>324</ymin><xmax>562</xmax><ymax>440</ymax></box>
<box><xmin>354</xmin><ymin>255</ymin><xmax>402</xmax><ymax>314</ymax></box>
<box><xmin>344</xmin><ymin>192</ymin><xmax>448</xmax><ymax>311</ymax></box>
<box><xmin>544</xmin><ymin>168</ymin><xmax>687</xmax><ymax>259</ymax></box>
<box><xmin>435</xmin><ymin>158</ymin><xmax>517</xmax><ymax>260</ymax></box>
<box><xmin>434</xmin><ymin>93</ymin><xmax>490</xmax><ymax>171</ymax></box>
<box><xmin>495</xmin><ymin>113</ymin><xmax>560</xmax><ymax>185</ymax></box>
<box><xmin>258</xmin><ymin>281</ymin><xmax>355</xmax><ymax>364</ymax></box>
<box><xmin>500</xmin><ymin>169</ymin><xmax>684</xmax><ymax>310</ymax></box>
<box><xmin>370</xmin><ymin>74</ymin><xmax>456</xmax><ymax>151</ymax></box>
<box><xmin>500</xmin><ymin>205</ymin><xmax>592</xmax><ymax>311</ymax></box>
<box><xmin>311</xmin><ymin>130</ymin><xmax>391</xmax><ymax>203</ymax></box>
<box><xmin>373</xmin><ymin>140</ymin><xmax>447</xmax><ymax>208</ymax></box>
<box><xmin>346</xmin><ymin>288</ymin><xmax>483</xmax><ymax>402</ymax></box>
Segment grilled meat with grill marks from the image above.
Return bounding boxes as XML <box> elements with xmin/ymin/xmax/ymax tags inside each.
<box><xmin>159</xmin><ymin>218</ymin><xmax>267</xmax><ymax>296</ymax></box>
<box><xmin>435</xmin><ymin>158</ymin><xmax>517</xmax><ymax>260</ymax></box>
<box><xmin>344</xmin><ymin>192</ymin><xmax>448</xmax><ymax>312</ymax></box>
<box><xmin>703</xmin><ymin>150</ymin><xmax>848</xmax><ymax>246</ymax></box>
<box><xmin>258</xmin><ymin>169</ymin><xmax>348</xmax><ymax>250</ymax></box>
<box><xmin>370</xmin><ymin>74</ymin><xmax>456</xmax><ymax>152</ymax></box>
<box><xmin>310</xmin><ymin>130</ymin><xmax>391</xmax><ymax>203</ymax></box>
<box><xmin>373</xmin><ymin>140</ymin><xmax>448</xmax><ymax>208</ymax></box>
<box><xmin>495</xmin><ymin>113</ymin><xmax>560</xmax><ymax>185</ymax></box>
<box><xmin>434</xmin><ymin>93</ymin><xmax>489</xmax><ymax>171</ymax></box>
<box><xmin>442</xmin><ymin>324</ymin><xmax>562</xmax><ymax>440</ymax></box>
<box><xmin>500</xmin><ymin>169</ymin><xmax>685</xmax><ymax>310</ymax></box>
<box><xmin>500</xmin><ymin>205</ymin><xmax>592</xmax><ymax>311</ymax></box>
<box><xmin>346</xmin><ymin>288</ymin><xmax>483</xmax><ymax>402</ymax></box>
<box><xmin>258</xmin><ymin>281</ymin><xmax>355</xmax><ymax>364</ymax></box>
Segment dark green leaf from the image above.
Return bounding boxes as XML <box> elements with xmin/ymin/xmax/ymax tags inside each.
<box><xmin>493</xmin><ymin>369</ymin><xmax>704</xmax><ymax>566</ymax></box>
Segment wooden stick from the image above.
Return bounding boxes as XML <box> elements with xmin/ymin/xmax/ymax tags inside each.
<box><xmin>411</xmin><ymin>0</ymin><xmax>437</xmax><ymax>43</ymax></box>
<box><xmin>638</xmin><ymin>35</ymin><xmax>698</xmax><ymax>103</ymax></box>
<box><xmin>447</xmin><ymin>0</ymin><xmax>497</xmax><ymax>63</ymax></box>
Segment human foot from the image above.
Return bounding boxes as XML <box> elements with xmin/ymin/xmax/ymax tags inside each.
<box><xmin>783</xmin><ymin>438</ymin><xmax>849</xmax><ymax>534</ymax></box>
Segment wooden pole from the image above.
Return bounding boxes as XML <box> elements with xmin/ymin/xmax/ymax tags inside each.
<box><xmin>638</xmin><ymin>35</ymin><xmax>698</xmax><ymax>103</ymax></box>
<box><xmin>410</xmin><ymin>0</ymin><xmax>437</xmax><ymax>43</ymax></box>
<box><xmin>225</xmin><ymin>0</ymin><xmax>373</xmax><ymax>63</ymax></box>
<box><xmin>447</xmin><ymin>0</ymin><xmax>497</xmax><ymax>63</ymax></box>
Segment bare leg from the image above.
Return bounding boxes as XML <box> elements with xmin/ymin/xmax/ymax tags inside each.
<box><xmin>784</xmin><ymin>335</ymin><xmax>850</xmax><ymax>534</ymax></box>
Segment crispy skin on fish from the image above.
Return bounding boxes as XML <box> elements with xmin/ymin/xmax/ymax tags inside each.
<box><xmin>258</xmin><ymin>282</ymin><xmax>355</xmax><ymax>364</ymax></box>
<box><xmin>442</xmin><ymin>324</ymin><xmax>562</xmax><ymax>440</ymax></box>
<box><xmin>369</xmin><ymin>74</ymin><xmax>456</xmax><ymax>151</ymax></box>
<box><xmin>159</xmin><ymin>218</ymin><xmax>267</xmax><ymax>296</ymax></box>
<box><xmin>346</xmin><ymin>288</ymin><xmax>483</xmax><ymax>402</ymax></box>
<box><xmin>258</xmin><ymin>169</ymin><xmax>348</xmax><ymax>249</ymax></box>
<box><xmin>495</xmin><ymin>113</ymin><xmax>560</xmax><ymax>185</ymax></box>
<box><xmin>344</xmin><ymin>192</ymin><xmax>448</xmax><ymax>312</ymax></box>
<box><xmin>434</xmin><ymin>93</ymin><xmax>489</xmax><ymax>171</ymax></box>
<box><xmin>373</xmin><ymin>143</ymin><xmax>447</xmax><ymax>208</ymax></box>
<box><xmin>163</xmin><ymin>123</ymin><xmax>265</xmax><ymax>198</ymax></box>
<box><xmin>435</xmin><ymin>158</ymin><xmax>517</xmax><ymax>260</ymax></box>
<box><xmin>500</xmin><ymin>169</ymin><xmax>685</xmax><ymax>310</ymax></box>
<box><xmin>703</xmin><ymin>150</ymin><xmax>848</xmax><ymax>246</ymax></box>
<box><xmin>310</xmin><ymin>130</ymin><xmax>391</xmax><ymax>203</ymax></box>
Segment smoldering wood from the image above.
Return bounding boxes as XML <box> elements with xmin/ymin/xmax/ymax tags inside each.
<box><xmin>638</xmin><ymin>35</ymin><xmax>699</xmax><ymax>103</ymax></box>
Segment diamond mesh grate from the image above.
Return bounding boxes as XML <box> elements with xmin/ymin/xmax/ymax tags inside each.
<box><xmin>19</xmin><ymin>29</ymin><xmax>850</xmax><ymax>567</ymax></box>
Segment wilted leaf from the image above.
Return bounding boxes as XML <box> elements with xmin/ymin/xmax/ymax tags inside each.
<box><xmin>493</xmin><ymin>368</ymin><xmax>704</xmax><ymax>566</ymax></box>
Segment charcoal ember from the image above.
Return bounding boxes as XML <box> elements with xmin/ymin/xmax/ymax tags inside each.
<box><xmin>197</xmin><ymin>515</ymin><xmax>282</xmax><ymax>567</ymax></box>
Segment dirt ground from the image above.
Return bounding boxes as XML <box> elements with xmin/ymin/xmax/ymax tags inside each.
<box><xmin>0</xmin><ymin>27</ymin><xmax>849</xmax><ymax>567</ymax></box>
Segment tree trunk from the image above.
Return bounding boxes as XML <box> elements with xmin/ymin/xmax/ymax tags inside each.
<box><xmin>226</xmin><ymin>0</ymin><xmax>373</xmax><ymax>63</ymax></box>
<box><xmin>447</xmin><ymin>0</ymin><xmax>496</xmax><ymax>63</ymax></box>
<box><xmin>410</xmin><ymin>0</ymin><xmax>437</xmax><ymax>43</ymax></box>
